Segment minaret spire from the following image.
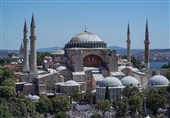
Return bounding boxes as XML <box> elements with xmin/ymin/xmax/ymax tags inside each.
<box><xmin>145</xmin><ymin>18</ymin><xmax>149</xmax><ymax>35</ymax></box>
<box><xmin>126</xmin><ymin>22</ymin><xmax>131</xmax><ymax>62</ymax></box>
<box><xmin>30</xmin><ymin>14</ymin><xmax>38</xmax><ymax>81</ymax></box>
<box><xmin>144</xmin><ymin>18</ymin><xmax>150</xmax><ymax>69</ymax></box>
<box><xmin>31</xmin><ymin>13</ymin><xmax>36</xmax><ymax>28</ymax></box>
<box><xmin>22</xmin><ymin>19</ymin><xmax>30</xmax><ymax>72</ymax></box>
<box><xmin>24</xmin><ymin>19</ymin><xmax>28</xmax><ymax>33</ymax></box>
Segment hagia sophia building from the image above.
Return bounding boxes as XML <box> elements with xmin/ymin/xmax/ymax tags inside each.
<box><xmin>17</xmin><ymin>14</ymin><xmax>169</xmax><ymax>102</ymax></box>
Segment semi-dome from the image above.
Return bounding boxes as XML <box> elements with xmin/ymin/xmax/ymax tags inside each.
<box><xmin>64</xmin><ymin>80</ymin><xmax>80</xmax><ymax>86</ymax></box>
<box><xmin>148</xmin><ymin>75</ymin><xmax>169</xmax><ymax>87</ymax></box>
<box><xmin>64</xmin><ymin>30</ymin><xmax>107</xmax><ymax>48</ymax></box>
<box><xmin>100</xmin><ymin>76</ymin><xmax>122</xmax><ymax>87</ymax></box>
<box><xmin>121</xmin><ymin>76</ymin><xmax>140</xmax><ymax>87</ymax></box>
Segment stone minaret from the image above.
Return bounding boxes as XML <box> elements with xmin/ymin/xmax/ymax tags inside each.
<box><xmin>22</xmin><ymin>20</ymin><xmax>30</xmax><ymax>72</ymax></box>
<box><xmin>126</xmin><ymin>23</ymin><xmax>131</xmax><ymax>62</ymax></box>
<box><xmin>30</xmin><ymin>14</ymin><xmax>38</xmax><ymax>79</ymax></box>
<box><xmin>144</xmin><ymin>19</ymin><xmax>150</xmax><ymax>69</ymax></box>
<box><xmin>20</xmin><ymin>42</ymin><xmax>23</xmax><ymax>58</ymax></box>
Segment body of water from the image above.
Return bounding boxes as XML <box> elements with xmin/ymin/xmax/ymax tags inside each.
<box><xmin>150</xmin><ymin>61</ymin><xmax>169</xmax><ymax>69</ymax></box>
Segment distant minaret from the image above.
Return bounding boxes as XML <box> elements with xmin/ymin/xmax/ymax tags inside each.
<box><xmin>20</xmin><ymin>42</ymin><xmax>23</xmax><ymax>58</ymax></box>
<box><xmin>30</xmin><ymin>14</ymin><xmax>38</xmax><ymax>79</ymax></box>
<box><xmin>126</xmin><ymin>23</ymin><xmax>131</xmax><ymax>62</ymax></box>
<box><xmin>144</xmin><ymin>18</ymin><xmax>150</xmax><ymax>69</ymax></box>
<box><xmin>22</xmin><ymin>20</ymin><xmax>30</xmax><ymax>72</ymax></box>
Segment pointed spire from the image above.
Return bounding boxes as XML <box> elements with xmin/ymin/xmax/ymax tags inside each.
<box><xmin>84</xmin><ymin>25</ymin><xmax>87</xmax><ymax>32</ymax></box>
<box><xmin>20</xmin><ymin>42</ymin><xmax>23</xmax><ymax>55</ymax></box>
<box><xmin>24</xmin><ymin>19</ymin><xmax>28</xmax><ymax>32</ymax></box>
<box><xmin>31</xmin><ymin>13</ymin><xmax>36</xmax><ymax>28</ymax></box>
<box><xmin>145</xmin><ymin>18</ymin><xmax>149</xmax><ymax>34</ymax></box>
<box><xmin>127</xmin><ymin>22</ymin><xmax>130</xmax><ymax>35</ymax></box>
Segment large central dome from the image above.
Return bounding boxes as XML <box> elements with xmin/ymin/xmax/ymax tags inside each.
<box><xmin>64</xmin><ymin>30</ymin><xmax>107</xmax><ymax>48</ymax></box>
<box><xmin>70</xmin><ymin>31</ymin><xmax>103</xmax><ymax>42</ymax></box>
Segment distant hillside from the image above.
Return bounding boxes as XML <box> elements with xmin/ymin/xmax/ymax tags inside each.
<box><xmin>0</xmin><ymin>50</ymin><xmax>19</xmax><ymax>58</ymax></box>
<box><xmin>108</xmin><ymin>46</ymin><xmax>126</xmax><ymax>50</ymax></box>
<box><xmin>37</xmin><ymin>46</ymin><xmax>62</xmax><ymax>52</ymax></box>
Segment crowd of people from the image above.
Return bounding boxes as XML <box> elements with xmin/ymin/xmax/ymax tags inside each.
<box><xmin>66</xmin><ymin>104</ymin><xmax>115</xmax><ymax>118</ymax></box>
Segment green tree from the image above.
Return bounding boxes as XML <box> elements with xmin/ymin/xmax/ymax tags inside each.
<box><xmin>0</xmin><ymin>86</ymin><xmax>16</xmax><ymax>99</ymax></box>
<box><xmin>91</xmin><ymin>113</ymin><xmax>102</xmax><ymax>118</ymax></box>
<box><xmin>129</xmin><ymin>95</ymin><xmax>143</xmax><ymax>115</ymax></box>
<box><xmin>161</xmin><ymin>62</ymin><xmax>170</xmax><ymax>68</ymax></box>
<box><xmin>84</xmin><ymin>87</ymin><xmax>93</xmax><ymax>104</ymax></box>
<box><xmin>167</xmin><ymin>86</ymin><xmax>170</xmax><ymax>93</ymax></box>
<box><xmin>51</xmin><ymin>96</ymin><xmax>70</xmax><ymax>113</ymax></box>
<box><xmin>70</xmin><ymin>89</ymin><xmax>80</xmax><ymax>102</ymax></box>
<box><xmin>122</xmin><ymin>86</ymin><xmax>139</xmax><ymax>98</ymax></box>
<box><xmin>54</xmin><ymin>111</ymin><xmax>69</xmax><ymax>118</ymax></box>
<box><xmin>1</xmin><ymin>78</ymin><xmax>16</xmax><ymax>87</ymax></box>
<box><xmin>146</xmin><ymin>89</ymin><xmax>166</xmax><ymax>115</ymax></box>
<box><xmin>121</xmin><ymin>55</ymin><xmax>144</xmax><ymax>68</ymax></box>
<box><xmin>0</xmin><ymin>57</ymin><xmax>11</xmax><ymax>65</ymax></box>
<box><xmin>162</xmin><ymin>69</ymin><xmax>170</xmax><ymax>81</ymax></box>
<box><xmin>0</xmin><ymin>98</ymin><xmax>12</xmax><ymax>118</ymax></box>
<box><xmin>0</xmin><ymin>68</ymin><xmax>15</xmax><ymax>84</ymax></box>
<box><xmin>37</xmin><ymin>52</ymin><xmax>51</xmax><ymax>66</ymax></box>
<box><xmin>22</xmin><ymin>97</ymin><xmax>39</xmax><ymax>118</ymax></box>
<box><xmin>36</xmin><ymin>97</ymin><xmax>52</xmax><ymax>116</ymax></box>
<box><xmin>97</xmin><ymin>99</ymin><xmax>110</xmax><ymax>116</ymax></box>
<box><xmin>113</xmin><ymin>98</ymin><xmax>128</xmax><ymax>117</ymax></box>
<box><xmin>105</xmin><ymin>86</ymin><xmax>110</xmax><ymax>101</ymax></box>
<box><xmin>8</xmin><ymin>97</ymin><xmax>27</xmax><ymax>117</ymax></box>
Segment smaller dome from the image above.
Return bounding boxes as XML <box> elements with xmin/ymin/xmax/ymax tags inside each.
<box><xmin>64</xmin><ymin>80</ymin><xmax>80</xmax><ymax>86</ymax></box>
<box><xmin>121</xmin><ymin>76</ymin><xmax>140</xmax><ymax>87</ymax></box>
<box><xmin>148</xmin><ymin>75</ymin><xmax>169</xmax><ymax>87</ymax></box>
<box><xmin>100</xmin><ymin>76</ymin><xmax>122</xmax><ymax>87</ymax></box>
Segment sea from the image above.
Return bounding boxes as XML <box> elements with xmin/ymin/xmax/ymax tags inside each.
<box><xmin>150</xmin><ymin>61</ymin><xmax>169</xmax><ymax>69</ymax></box>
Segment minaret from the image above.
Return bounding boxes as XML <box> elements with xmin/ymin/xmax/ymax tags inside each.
<box><xmin>20</xmin><ymin>42</ymin><xmax>23</xmax><ymax>58</ymax></box>
<box><xmin>144</xmin><ymin>18</ymin><xmax>150</xmax><ymax>69</ymax></box>
<box><xmin>30</xmin><ymin>14</ymin><xmax>38</xmax><ymax>79</ymax></box>
<box><xmin>22</xmin><ymin>20</ymin><xmax>30</xmax><ymax>72</ymax></box>
<box><xmin>126</xmin><ymin>23</ymin><xmax>131</xmax><ymax>62</ymax></box>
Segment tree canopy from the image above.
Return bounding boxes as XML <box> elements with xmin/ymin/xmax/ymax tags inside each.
<box><xmin>146</xmin><ymin>89</ymin><xmax>166</xmax><ymax>115</ymax></box>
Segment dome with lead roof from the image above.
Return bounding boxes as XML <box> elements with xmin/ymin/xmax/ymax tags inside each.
<box><xmin>64</xmin><ymin>30</ymin><xmax>107</xmax><ymax>48</ymax></box>
<box><xmin>147</xmin><ymin>75</ymin><xmax>169</xmax><ymax>87</ymax></box>
<box><xmin>100</xmin><ymin>76</ymin><xmax>123</xmax><ymax>87</ymax></box>
<box><xmin>121</xmin><ymin>76</ymin><xmax>140</xmax><ymax>87</ymax></box>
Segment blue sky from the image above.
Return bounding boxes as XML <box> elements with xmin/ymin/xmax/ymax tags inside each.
<box><xmin>0</xmin><ymin>0</ymin><xmax>169</xmax><ymax>50</ymax></box>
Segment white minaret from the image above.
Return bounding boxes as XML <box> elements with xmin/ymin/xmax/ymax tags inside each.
<box><xmin>22</xmin><ymin>20</ymin><xmax>30</xmax><ymax>72</ymax></box>
<box><xmin>30</xmin><ymin>14</ymin><xmax>38</xmax><ymax>79</ymax></box>
<box><xmin>126</xmin><ymin>23</ymin><xmax>131</xmax><ymax>62</ymax></box>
